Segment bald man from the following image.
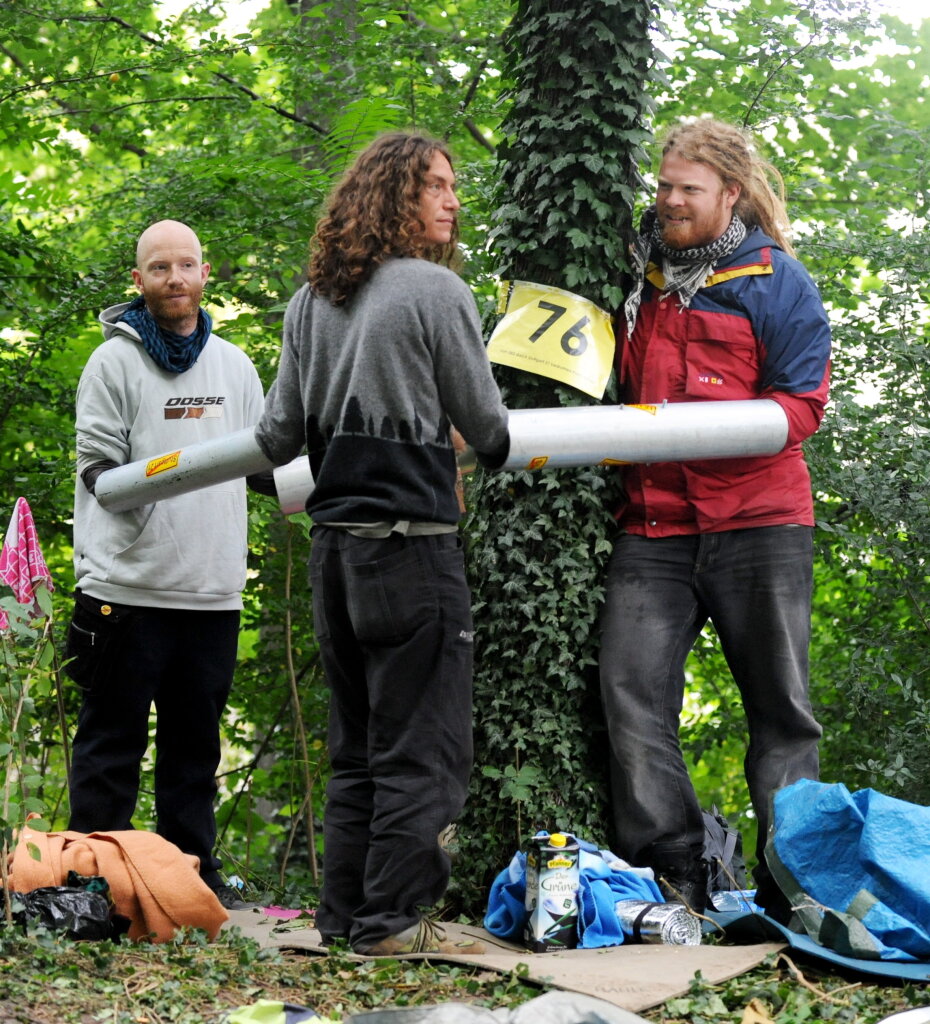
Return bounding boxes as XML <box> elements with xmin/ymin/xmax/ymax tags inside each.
<box><xmin>66</xmin><ymin>220</ymin><xmax>264</xmax><ymax>910</ymax></box>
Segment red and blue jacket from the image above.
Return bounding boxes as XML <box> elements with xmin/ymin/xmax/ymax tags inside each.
<box><xmin>616</xmin><ymin>227</ymin><xmax>831</xmax><ymax>536</ymax></box>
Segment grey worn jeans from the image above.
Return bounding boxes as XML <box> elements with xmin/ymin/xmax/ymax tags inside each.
<box><xmin>598</xmin><ymin>525</ymin><xmax>822</xmax><ymax>880</ymax></box>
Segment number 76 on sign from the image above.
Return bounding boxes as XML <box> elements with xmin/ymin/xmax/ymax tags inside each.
<box><xmin>487</xmin><ymin>280</ymin><xmax>616</xmax><ymax>400</ymax></box>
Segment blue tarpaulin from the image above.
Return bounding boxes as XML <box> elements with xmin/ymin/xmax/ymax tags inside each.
<box><xmin>766</xmin><ymin>779</ymin><xmax>930</xmax><ymax>963</ymax></box>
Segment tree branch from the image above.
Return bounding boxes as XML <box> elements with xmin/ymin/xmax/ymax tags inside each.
<box><xmin>6</xmin><ymin>4</ymin><xmax>328</xmax><ymax>135</ymax></box>
<box><xmin>59</xmin><ymin>95</ymin><xmax>248</xmax><ymax>116</ymax></box>
<box><xmin>210</xmin><ymin>70</ymin><xmax>327</xmax><ymax>133</ymax></box>
<box><xmin>459</xmin><ymin>59</ymin><xmax>496</xmax><ymax>154</ymax></box>
<box><xmin>395</xmin><ymin>4</ymin><xmax>497</xmax><ymax>153</ymax></box>
<box><xmin>463</xmin><ymin>118</ymin><xmax>495</xmax><ymax>153</ymax></box>
<box><xmin>743</xmin><ymin>20</ymin><xmax>819</xmax><ymax>126</ymax></box>
<box><xmin>0</xmin><ymin>41</ymin><xmax>147</xmax><ymax>156</ymax></box>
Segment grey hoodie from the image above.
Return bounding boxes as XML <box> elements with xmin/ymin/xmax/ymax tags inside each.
<box><xmin>72</xmin><ymin>302</ymin><xmax>264</xmax><ymax>610</ymax></box>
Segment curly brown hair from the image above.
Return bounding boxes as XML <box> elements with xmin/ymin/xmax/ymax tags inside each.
<box><xmin>308</xmin><ymin>132</ymin><xmax>459</xmax><ymax>305</ymax></box>
<box><xmin>661</xmin><ymin>119</ymin><xmax>796</xmax><ymax>256</ymax></box>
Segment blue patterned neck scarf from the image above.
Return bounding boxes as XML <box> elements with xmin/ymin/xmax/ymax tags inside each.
<box><xmin>119</xmin><ymin>295</ymin><xmax>212</xmax><ymax>374</ymax></box>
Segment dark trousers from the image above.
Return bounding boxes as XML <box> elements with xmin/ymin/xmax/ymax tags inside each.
<box><xmin>309</xmin><ymin>528</ymin><xmax>475</xmax><ymax>950</ymax></box>
<box><xmin>598</xmin><ymin>526</ymin><xmax>821</xmax><ymax>881</ymax></box>
<box><xmin>68</xmin><ymin>606</ymin><xmax>239</xmax><ymax>888</ymax></box>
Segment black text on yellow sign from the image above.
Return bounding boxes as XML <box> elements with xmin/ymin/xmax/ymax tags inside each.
<box><xmin>487</xmin><ymin>281</ymin><xmax>615</xmax><ymax>399</ymax></box>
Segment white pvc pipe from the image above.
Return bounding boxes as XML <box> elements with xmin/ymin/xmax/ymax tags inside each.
<box><xmin>273</xmin><ymin>457</ymin><xmax>315</xmax><ymax>516</ymax></box>
<box><xmin>94</xmin><ymin>427</ymin><xmax>275</xmax><ymax>513</ymax></box>
<box><xmin>92</xmin><ymin>400</ymin><xmax>788</xmax><ymax>515</ymax></box>
<box><xmin>499</xmin><ymin>398</ymin><xmax>788</xmax><ymax>470</ymax></box>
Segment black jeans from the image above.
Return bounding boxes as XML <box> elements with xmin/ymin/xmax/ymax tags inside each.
<box><xmin>309</xmin><ymin>528</ymin><xmax>475</xmax><ymax>950</ymax></box>
<box><xmin>67</xmin><ymin>605</ymin><xmax>239</xmax><ymax>888</ymax></box>
<box><xmin>598</xmin><ymin>526</ymin><xmax>822</xmax><ymax>880</ymax></box>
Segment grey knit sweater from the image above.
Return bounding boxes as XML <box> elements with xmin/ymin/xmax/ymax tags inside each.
<box><xmin>255</xmin><ymin>258</ymin><xmax>509</xmax><ymax>524</ymax></box>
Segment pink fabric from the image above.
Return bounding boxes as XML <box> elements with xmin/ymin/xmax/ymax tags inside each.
<box><xmin>0</xmin><ymin>497</ymin><xmax>54</xmax><ymax>630</ymax></box>
<box><xmin>263</xmin><ymin>906</ymin><xmax>315</xmax><ymax>920</ymax></box>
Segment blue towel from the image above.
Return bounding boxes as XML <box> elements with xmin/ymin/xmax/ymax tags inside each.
<box><xmin>577</xmin><ymin>849</ymin><xmax>663</xmax><ymax>948</ymax></box>
<box><xmin>483</xmin><ymin>835</ymin><xmax>663</xmax><ymax>947</ymax></box>
<box><xmin>483</xmin><ymin>850</ymin><xmax>528</xmax><ymax>941</ymax></box>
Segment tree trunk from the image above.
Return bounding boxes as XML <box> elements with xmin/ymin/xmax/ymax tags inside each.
<box><xmin>456</xmin><ymin>0</ymin><xmax>657</xmax><ymax>913</ymax></box>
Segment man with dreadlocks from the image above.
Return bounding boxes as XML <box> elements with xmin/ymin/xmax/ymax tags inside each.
<box><xmin>598</xmin><ymin>119</ymin><xmax>831</xmax><ymax>922</ymax></box>
<box><xmin>254</xmin><ymin>132</ymin><xmax>509</xmax><ymax>955</ymax></box>
<box><xmin>67</xmin><ymin>219</ymin><xmax>263</xmax><ymax>910</ymax></box>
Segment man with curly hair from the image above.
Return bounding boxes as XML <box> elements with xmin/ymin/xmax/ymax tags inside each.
<box><xmin>255</xmin><ymin>132</ymin><xmax>509</xmax><ymax>955</ymax></box>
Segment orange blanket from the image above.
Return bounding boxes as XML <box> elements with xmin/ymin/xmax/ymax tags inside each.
<box><xmin>7</xmin><ymin>821</ymin><xmax>229</xmax><ymax>942</ymax></box>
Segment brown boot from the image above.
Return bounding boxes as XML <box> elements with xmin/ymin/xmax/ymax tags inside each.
<box><xmin>355</xmin><ymin>916</ymin><xmax>486</xmax><ymax>956</ymax></box>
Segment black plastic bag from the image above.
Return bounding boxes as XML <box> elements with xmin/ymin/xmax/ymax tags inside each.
<box><xmin>4</xmin><ymin>873</ymin><xmax>130</xmax><ymax>940</ymax></box>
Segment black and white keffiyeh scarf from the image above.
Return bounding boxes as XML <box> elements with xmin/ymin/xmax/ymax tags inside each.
<box><xmin>119</xmin><ymin>295</ymin><xmax>212</xmax><ymax>374</ymax></box>
<box><xmin>623</xmin><ymin>207</ymin><xmax>747</xmax><ymax>337</ymax></box>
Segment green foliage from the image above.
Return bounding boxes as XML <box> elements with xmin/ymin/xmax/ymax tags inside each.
<box><xmin>804</xmin><ymin>221</ymin><xmax>930</xmax><ymax>802</ymax></box>
<box><xmin>222</xmin><ymin>509</ymin><xmax>329</xmax><ymax>893</ymax></box>
<box><xmin>0</xmin><ymin>0</ymin><xmax>512</xmax><ymax>893</ymax></box>
<box><xmin>0</xmin><ymin>920</ymin><xmax>920</xmax><ymax>1021</ymax></box>
<box><xmin>2</xmin><ymin>0</ymin><xmax>930</xmax><ymax>938</ymax></box>
<box><xmin>490</xmin><ymin>0</ymin><xmax>657</xmax><ymax>311</ymax></box>
<box><xmin>0</xmin><ymin>590</ymin><xmax>59</xmax><ymax>922</ymax></box>
<box><xmin>643</xmin><ymin>957</ymin><xmax>922</xmax><ymax>1023</ymax></box>
<box><xmin>0</xmin><ymin>599</ymin><xmax>58</xmax><ymax>807</ymax></box>
<box><xmin>0</xmin><ymin>924</ymin><xmax>542</xmax><ymax>1022</ymax></box>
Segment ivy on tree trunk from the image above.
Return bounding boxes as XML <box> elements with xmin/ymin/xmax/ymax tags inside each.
<box><xmin>455</xmin><ymin>0</ymin><xmax>658</xmax><ymax>912</ymax></box>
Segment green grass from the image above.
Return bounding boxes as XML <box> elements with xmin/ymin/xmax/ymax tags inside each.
<box><xmin>0</xmin><ymin>924</ymin><xmax>925</xmax><ymax>1023</ymax></box>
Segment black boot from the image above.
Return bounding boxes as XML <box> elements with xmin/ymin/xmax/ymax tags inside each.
<box><xmin>647</xmin><ymin>840</ymin><xmax>708</xmax><ymax>914</ymax></box>
<box><xmin>753</xmin><ymin>864</ymin><xmax>794</xmax><ymax>926</ymax></box>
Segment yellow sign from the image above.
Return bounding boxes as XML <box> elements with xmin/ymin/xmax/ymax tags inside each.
<box><xmin>488</xmin><ymin>281</ymin><xmax>615</xmax><ymax>399</ymax></box>
<box><xmin>145</xmin><ymin>451</ymin><xmax>181</xmax><ymax>477</ymax></box>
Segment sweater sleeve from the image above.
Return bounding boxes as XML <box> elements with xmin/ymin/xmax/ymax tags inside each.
<box><xmin>427</xmin><ymin>274</ymin><xmax>510</xmax><ymax>462</ymax></box>
<box><xmin>75</xmin><ymin>354</ymin><xmax>133</xmax><ymax>477</ymax></box>
<box><xmin>254</xmin><ymin>286</ymin><xmax>312</xmax><ymax>465</ymax></box>
<box><xmin>754</xmin><ymin>255</ymin><xmax>831</xmax><ymax>447</ymax></box>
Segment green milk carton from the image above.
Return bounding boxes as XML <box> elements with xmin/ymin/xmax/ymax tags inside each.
<box><xmin>523</xmin><ymin>831</ymin><xmax>580</xmax><ymax>952</ymax></box>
